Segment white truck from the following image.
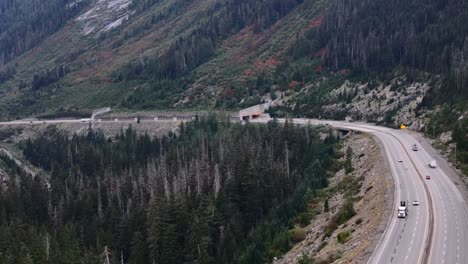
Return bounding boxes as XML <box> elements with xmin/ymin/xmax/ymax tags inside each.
<box><xmin>428</xmin><ymin>160</ymin><xmax>437</xmax><ymax>168</ymax></box>
<box><xmin>397</xmin><ymin>201</ymin><xmax>408</xmax><ymax>218</ymax></box>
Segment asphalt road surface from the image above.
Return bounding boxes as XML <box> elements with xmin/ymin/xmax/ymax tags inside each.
<box><xmin>1</xmin><ymin>117</ymin><xmax>467</xmax><ymax>264</ymax></box>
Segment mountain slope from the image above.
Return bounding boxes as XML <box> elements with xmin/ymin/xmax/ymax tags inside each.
<box><xmin>0</xmin><ymin>0</ymin><xmax>466</xmax><ymax>125</ymax></box>
<box><xmin>0</xmin><ymin>0</ymin><xmax>88</xmax><ymax>64</ymax></box>
<box><xmin>323</xmin><ymin>0</ymin><xmax>468</xmax><ymax>102</ymax></box>
<box><xmin>0</xmin><ymin>0</ymin><xmax>330</xmax><ymax>118</ymax></box>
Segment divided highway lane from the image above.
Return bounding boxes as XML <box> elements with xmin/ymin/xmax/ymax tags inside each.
<box><xmin>396</xmin><ymin>131</ymin><xmax>468</xmax><ymax>264</ymax></box>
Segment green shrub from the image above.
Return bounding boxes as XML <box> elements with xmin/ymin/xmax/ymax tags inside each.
<box><xmin>336</xmin><ymin>199</ymin><xmax>356</xmax><ymax>225</ymax></box>
<box><xmin>298</xmin><ymin>254</ymin><xmax>316</xmax><ymax>264</ymax></box>
<box><xmin>271</xmin><ymin>229</ymin><xmax>292</xmax><ymax>254</ymax></box>
<box><xmin>344</xmin><ymin>146</ymin><xmax>353</xmax><ymax>173</ymax></box>
<box><xmin>355</xmin><ymin>218</ymin><xmax>363</xmax><ymax>225</ymax></box>
<box><xmin>290</xmin><ymin>227</ymin><xmax>307</xmax><ymax>243</ymax></box>
<box><xmin>324</xmin><ymin>199</ymin><xmax>329</xmax><ymax>212</ymax></box>
<box><xmin>296</xmin><ymin>211</ymin><xmax>313</xmax><ymax>227</ymax></box>
<box><xmin>337</xmin><ymin>231</ymin><xmax>351</xmax><ymax>243</ymax></box>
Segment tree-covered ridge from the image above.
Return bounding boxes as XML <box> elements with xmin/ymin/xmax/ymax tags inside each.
<box><xmin>0</xmin><ymin>0</ymin><xmax>88</xmax><ymax>65</ymax></box>
<box><xmin>0</xmin><ymin>118</ymin><xmax>337</xmax><ymax>263</ymax></box>
<box><xmin>323</xmin><ymin>0</ymin><xmax>468</xmax><ymax>101</ymax></box>
<box><xmin>113</xmin><ymin>0</ymin><xmax>305</xmax><ymax>81</ymax></box>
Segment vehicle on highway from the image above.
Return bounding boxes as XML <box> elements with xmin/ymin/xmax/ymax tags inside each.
<box><xmin>412</xmin><ymin>144</ymin><xmax>418</xmax><ymax>151</ymax></box>
<box><xmin>428</xmin><ymin>160</ymin><xmax>437</xmax><ymax>168</ymax></box>
<box><xmin>397</xmin><ymin>201</ymin><xmax>408</xmax><ymax>218</ymax></box>
<box><xmin>412</xmin><ymin>201</ymin><xmax>419</xmax><ymax>206</ymax></box>
<box><xmin>29</xmin><ymin>121</ymin><xmax>33</xmax><ymax>124</ymax></box>
<box><xmin>398</xmin><ymin>159</ymin><xmax>403</xmax><ymax>162</ymax></box>
<box><xmin>426</xmin><ymin>175</ymin><xmax>431</xmax><ymax>180</ymax></box>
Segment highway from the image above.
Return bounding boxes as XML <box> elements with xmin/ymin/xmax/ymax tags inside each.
<box><xmin>0</xmin><ymin>116</ymin><xmax>467</xmax><ymax>263</ymax></box>
<box><xmin>287</xmin><ymin>119</ymin><xmax>468</xmax><ymax>264</ymax></box>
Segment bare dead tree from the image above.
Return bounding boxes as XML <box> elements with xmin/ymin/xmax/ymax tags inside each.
<box><xmin>101</xmin><ymin>246</ymin><xmax>111</xmax><ymax>264</ymax></box>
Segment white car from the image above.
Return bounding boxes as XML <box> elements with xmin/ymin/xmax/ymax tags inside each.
<box><xmin>412</xmin><ymin>201</ymin><xmax>419</xmax><ymax>206</ymax></box>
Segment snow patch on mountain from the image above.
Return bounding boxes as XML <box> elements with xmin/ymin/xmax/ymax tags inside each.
<box><xmin>76</xmin><ymin>0</ymin><xmax>134</xmax><ymax>35</ymax></box>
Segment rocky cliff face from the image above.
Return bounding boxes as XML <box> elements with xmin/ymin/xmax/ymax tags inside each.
<box><xmin>322</xmin><ymin>78</ymin><xmax>430</xmax><ymax>126</ymax></box>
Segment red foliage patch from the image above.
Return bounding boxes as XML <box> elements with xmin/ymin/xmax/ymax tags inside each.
<box><xmin>243</xmin><ymin>69</ymin><xmax>256</xmax><ymax>77</ymax></box>
<box><xmin>314</xmin><ymin>47</ymin><xmax>326</xmax><ymax>59</ymax></box>
<box><xmin>225</xmin><ymin>88</ymin><xmax>234</xmax><ymax>96</ymax></box>
<box><xmin>306</xmin><ymin>15</ymin><xmax>325</xmax><ymax>30</ymax></box>
<box><xmin>225</xmin><ymin>26</ymin><xmax>254</xmax><ymax>48</ymax></box>
<box><xmin>314</xmin><ymin>65</ymin><xmax>324</xmax><ymax>73</ymax></box>
<box><xmin>253</xmin><ymin>58</ymin><xmax>281</xmax><ymax>70</ymax></box>
<box><xmin>288</xmin><ymin>80</ymin><xmax>301</xmax><ymax>89</ymax></box>
<box><xmin>101</xmin><ymin>76</ymin><xmax>113</xmax><ymax>83</ymax></box>
<box><xmin>339</xmin><ymin>69</ymin><xmax>350</xmax><ymax>75</ymax></box>
<box><xmin>240</xmin><ymin>57</ymin><xmax>282</xmax><ymax>80</ymax></box>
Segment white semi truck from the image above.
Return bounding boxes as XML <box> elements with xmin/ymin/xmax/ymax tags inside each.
<box><xmin>397</xmin><ymin>201</ymin><xmax>408</xmax><ymax>218</ymax></box>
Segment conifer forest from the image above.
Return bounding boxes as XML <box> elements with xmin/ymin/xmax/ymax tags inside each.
<box><xmin>0</xmin><ymin>118</ymin><xmax>337</xmax><ymax>263</ymax></box>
